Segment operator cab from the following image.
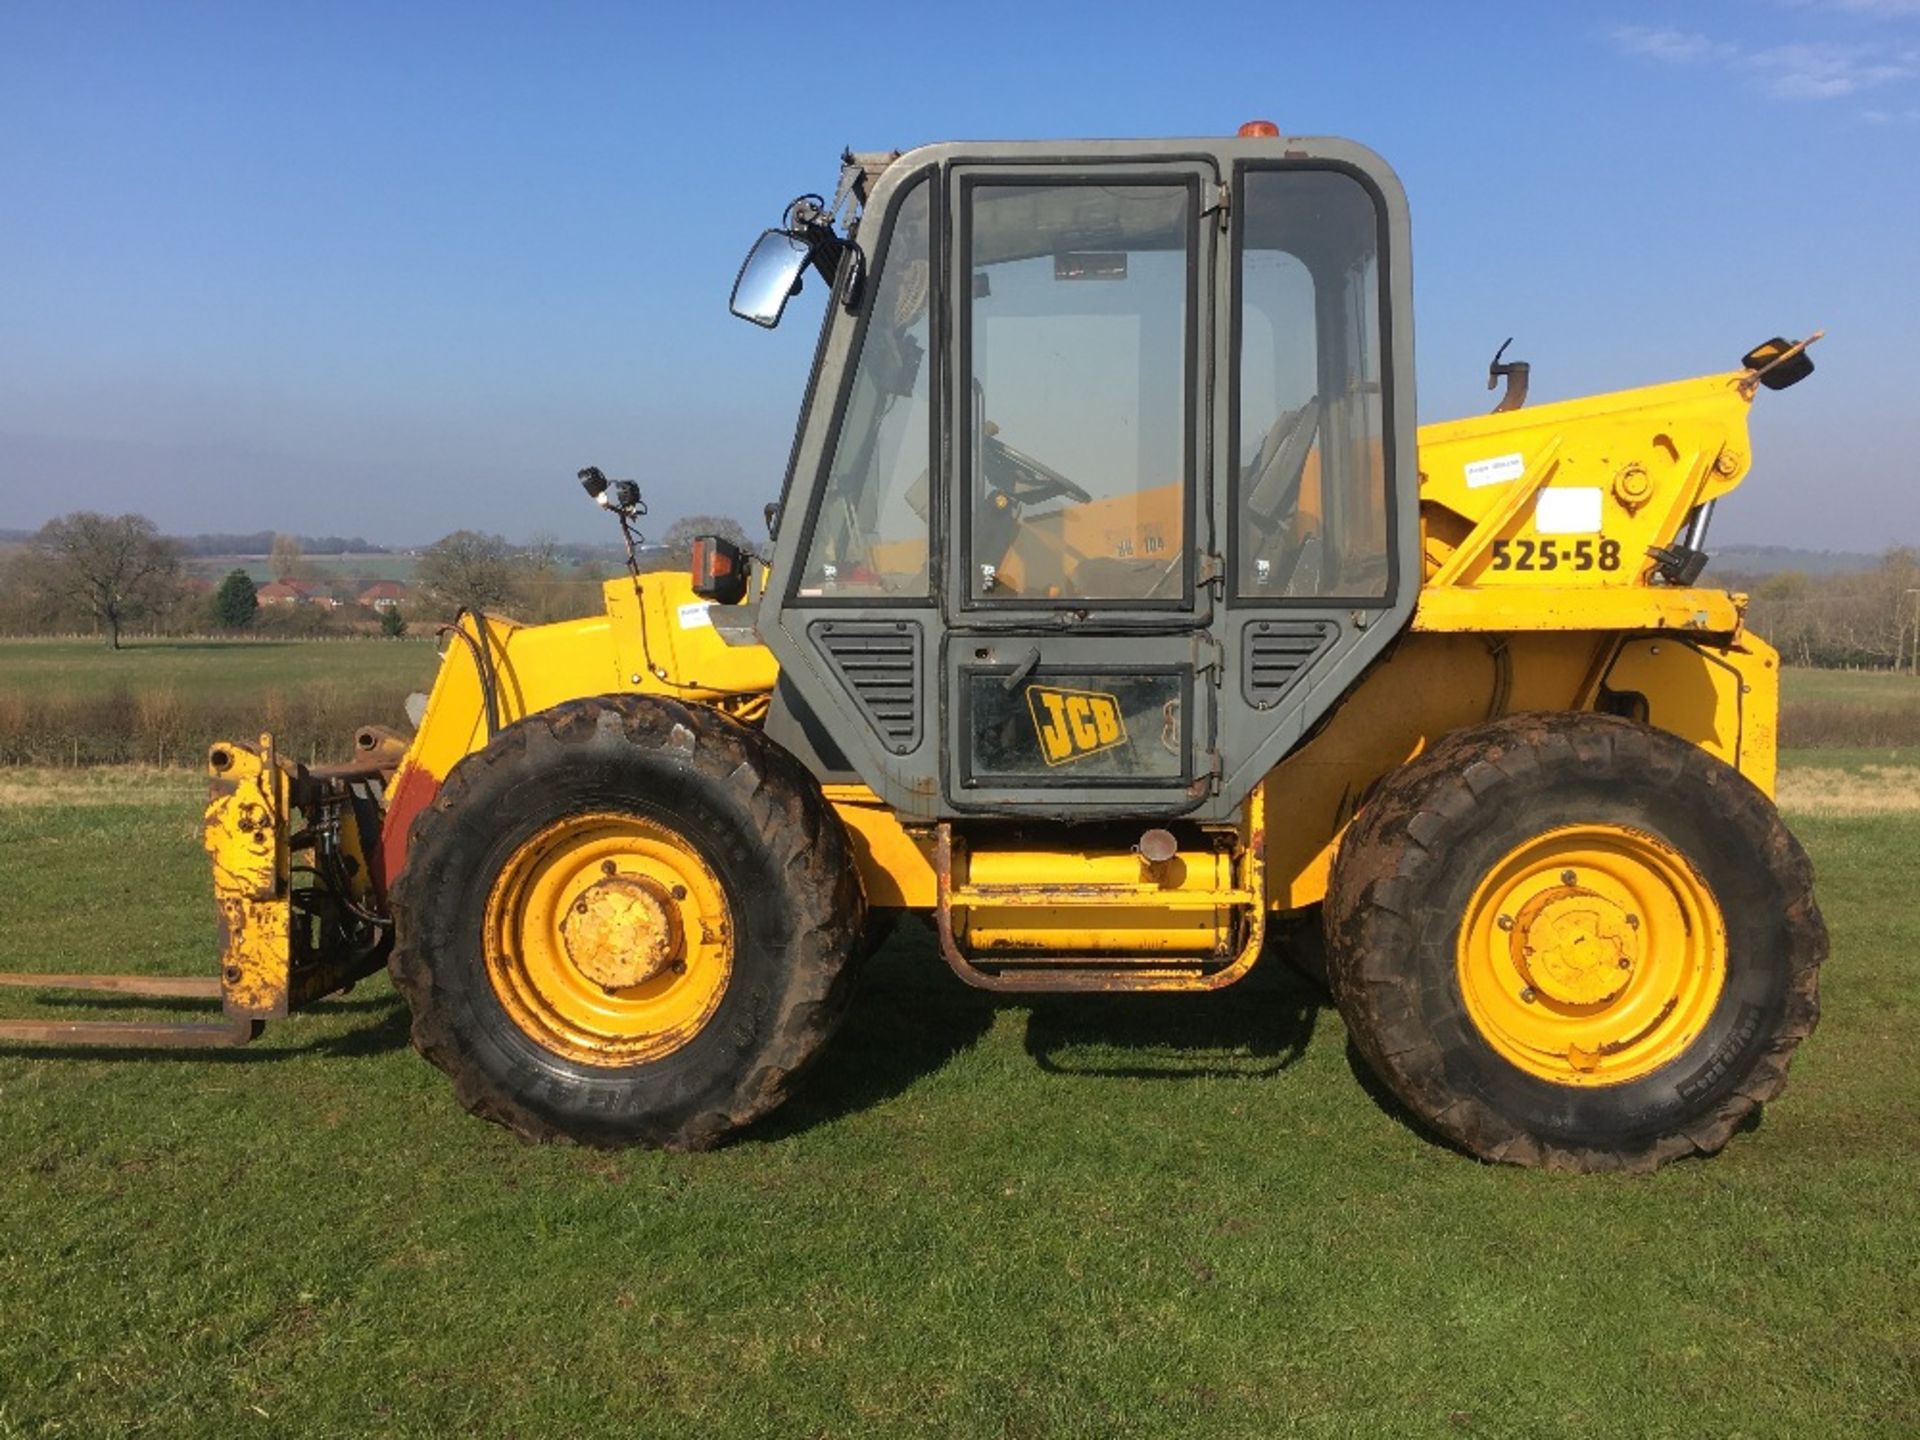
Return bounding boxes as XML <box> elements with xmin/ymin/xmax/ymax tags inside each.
<box><xmin>732</xmin><ymin>129</ymin><xmax>1418</xmax><ymax>823</ymax></box>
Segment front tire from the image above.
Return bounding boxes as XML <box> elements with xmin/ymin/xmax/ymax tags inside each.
<box><xmin>1325</xmin><ymin>712</ymin><xmax>1825</xmax><ymax>1173</ymax></box>
<box><xmin>389</xmin><ymin>695</ymin><xmax>865</xmax><ymax>1149</ymax></box>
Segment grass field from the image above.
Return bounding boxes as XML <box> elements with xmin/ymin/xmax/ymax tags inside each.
<box><xmin>0</xmin><ymin>638</ymin><xmax>441</xmax><ymax>766</ymax></box>
<box><xmin>1778</xmin><ymin>665</ymin><xmax>1920</xmax><ymax>748</ymax></box>
<box><xmin>1778</xmin><ymin>666</ymin><xmax>1920</xmax><ymax>706</ymax></box>
<box><xmin>0</xmin><ymin>763</ymin><xmax>1914</xmax><ymax>1436</ymax></box>
<box><xmin>0</xmin><ymin>636</ymin><xmax>439</xmax><ymax>701</ymax></box>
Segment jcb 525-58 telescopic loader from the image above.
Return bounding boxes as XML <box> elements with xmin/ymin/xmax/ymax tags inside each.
<box><xmin>2</xmin><ymin>124</ymin><xmax>1827</xmax><ymax>1173</ymax></box>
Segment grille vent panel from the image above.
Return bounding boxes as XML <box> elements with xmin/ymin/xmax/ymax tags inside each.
<box><xmin>1242</xmin><ymin>621</ymin><xmax>1337</xmax><ymax>709</ymax></box>
<box><xmin>808</xmin><ymin>620</ymin><xmax>923</xmax><ymax>754</ymax></box>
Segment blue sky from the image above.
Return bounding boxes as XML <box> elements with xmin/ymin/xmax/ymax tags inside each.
<box><xmin>1</xmin><ymin>0</ymin><xmax>1915</xmax><ymax>549</ymax></box>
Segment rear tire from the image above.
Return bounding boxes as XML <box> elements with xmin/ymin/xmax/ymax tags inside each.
<box><xmin>389</xmin><ymin>694</ymin><xmax>865</xmax><ymax>1149</ymax></box>
<box><xmin>1325</xmin><ymin>712</ymin><xmax>1824</xmax><ymax>1173</ymax></box>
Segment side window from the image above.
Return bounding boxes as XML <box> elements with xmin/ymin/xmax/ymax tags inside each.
<box><xmin>965</xmin><ymin>182</ymin><xmax>1192</xmax><ymax>603</ymax></box>
<box><xmin>798</xmin><ymin>177</ymin><xmax>933</xmax><ymax>598</ymax></box>
<box><xmin>1235</xmin><ymin>170</ymin><xmax>1389</xmax><ymax>600</ymax></box>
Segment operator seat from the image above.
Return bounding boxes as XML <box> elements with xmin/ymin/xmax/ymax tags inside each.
<box><xmin>1239</xmin><ymin>399</ymin><xmax>1320</xmax><ymax>593</ymax></box>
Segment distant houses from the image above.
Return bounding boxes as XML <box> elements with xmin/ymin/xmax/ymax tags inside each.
<box><xmin>250</xmin><ymin>578</ymin><xmax>411</xmax><ymax>614</ymax></box>
<box><xmin>358</xmin><ymin>581</ymin><xmax>408</xmax><ymax>613</ymax></box>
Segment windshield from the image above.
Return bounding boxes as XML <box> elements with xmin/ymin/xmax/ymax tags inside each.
<box><xmin>794</xmin><ymin>177</ymin><xmax>933</xmax><ymax>597</ymax></box>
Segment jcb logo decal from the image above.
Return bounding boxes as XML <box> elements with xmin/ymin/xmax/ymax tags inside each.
<box><xmin>1027</xmin><ymin>685</ymin><xmax>1127</xmax><ymax>766</ymax></box>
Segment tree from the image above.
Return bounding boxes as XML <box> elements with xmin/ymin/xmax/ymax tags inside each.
<box><xmin>379</xmin><ymin>606</ymin><xmax>408</xmax><ymax>638</ymax></box>
<box><xmin>418</xmin><ymin>530</ymin><xmax>521</xmax><ymax>613</ymax></box>
<box><xmin>662</xmin><ymin>514</ymin><xmax>756</xmax><ymax>562</ymax></box>
<box><xmin>270</xmin><ymin>533</ymin><xmax>306</xmax><ymax>583</ymax></box>
<box><xmin>518</xmin><ymin>529</ymin><xmax>568</xmax><ymax>622</ymax></box>
<box><xmin>210</xmin><ymin>568</ymin><xmax>259</xmax><ymax>629</ymax></box>
<box><xmin>522</xmin><ymin>532</ymin><xmax>563</xmax><ymax>580</ymax></box>
<box><xmin>23</xmin><ymin>512</ymin><xmax>181</xmax><ymax>649</ymax></box>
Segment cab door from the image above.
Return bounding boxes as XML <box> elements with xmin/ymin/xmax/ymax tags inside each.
<box><xmin>941</xmin><ymin>159</ymin><xmax>1219</xmax><ymax>817</ymax></box>
<box><xmin>759</xmin><ymin>138</ymin><xmax>1417</xmax><ymax>826</ymax></box>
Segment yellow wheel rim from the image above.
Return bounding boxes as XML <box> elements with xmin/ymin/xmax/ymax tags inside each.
<box><xmin>1457</xmin><ymin>823</ymin><xmax>1726</xmax><ymax>1086</ymax></box>
<box><xmin>484</xmin><ymin>811</ymin><xmax>733</xmax><ymax>1067</ymax></box>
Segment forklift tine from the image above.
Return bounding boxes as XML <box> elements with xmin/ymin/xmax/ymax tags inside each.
<box><xmin>0</xmin><ymin>1015</ymin><xmax>262</xmax><ymax>1049</ymax></box>
<box><xmin>0</xmin><ymin>972</ymin><xmax>223</xmax><ymax>1000</ymax></box>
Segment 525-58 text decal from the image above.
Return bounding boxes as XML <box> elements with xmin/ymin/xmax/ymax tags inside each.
<box><xmin>1490</xmin><ymin>537</ymin><xmax>1621</xmax><ymax>573</ymax></box>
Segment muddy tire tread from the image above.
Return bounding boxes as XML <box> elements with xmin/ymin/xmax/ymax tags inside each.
<box><xmin>387</xmin><ymin>694</ymin><xmax>865</xmax><ymax>1150</ymax></box>
<box><xmin>1324</xmin><ymin>711</ymin><xmax>1825</xmax><ymax>1175</ymax></box>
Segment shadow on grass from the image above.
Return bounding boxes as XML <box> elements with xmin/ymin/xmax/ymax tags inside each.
<box><xmin>1340</xmin><ymin>1038</ymin><xmax>1466</xmax><ymax>1158</ymax></box>
<box><xmin>8</xmin><ymin>928</ymin><xmax>1328</xmax><ymax>1136</ymax></box>
<box><xmin>1024</xmin><ymin>960</ymin><xmax>1321</xmax><ymax>1080</ymax></box>
<box><xmin>754</xmin><ymin>926</ymin><xmax>1331</xmax><ymax>1140</ymax></box>
<box><xmin>747</xmin><ymin>927</ymin><xmax>1000</xmax><ymax>1141</ymax></box>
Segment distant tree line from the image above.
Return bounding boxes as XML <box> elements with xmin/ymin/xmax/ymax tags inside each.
<box><xmin>0</xmin><ymin>514</ymin><xmax>419</xmax><ymax>644</ymax></box>
<box><xmin>413</xmin><ymin>515</ymin><xmax>755</xmax><ymax>617</ymax></box>
<box><xmin>0</xmin><ymin>510</ymin><xmax>761</xmax><ymax>644</ymax></box>
<box><xmin>1720</xmin><ymin>547</ymin><xmax>1920</xmax><ymax>671</ymax></box>
<box><xmin>0</xmin><ymin>527</ymin><xmax>391</xmax><ymax>556</ymax></box>
<box><xmin>4</xmin><ymin>509</ymin><xmax>1908</xmax><ymax>663</ymax></box>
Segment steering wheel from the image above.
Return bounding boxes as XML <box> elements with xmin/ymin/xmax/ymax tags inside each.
<box><xmin>983</xmin><ymin>431</ymin><xmax>1094</xmax><ymax>507</ymax></box>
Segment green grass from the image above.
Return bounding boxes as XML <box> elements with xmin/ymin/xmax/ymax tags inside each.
<box><xmin>1781</xmin><ymin>665</ymin><xmax>1920</xmax><ymax>708</ymax></box>
<box><xmin>0</xmin><ymin>638</ymin><xmax>443</xmax><ymax>765</ymax></box>
<box><xmin>1778</xmin><ymin>664</ymin><xmax>1920</xmax><ymax>748</ymax></box>
<box><xmin>0</xmin><ymin>775</ymin><xmax>1914</xmax><ymax>1437</ymax></box>
<box><xmin>1781</xmin><ymin>746</ymin><xmax>1917</xmax><ymax>772</ymax></box>
<box><xmin>0</xmin><ymin>636</ymin><xmax>438</xmax><ymax>702</ymax></box>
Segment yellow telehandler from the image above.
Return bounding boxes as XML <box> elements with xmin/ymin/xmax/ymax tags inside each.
<box><xmin>0</xmin><ymin>124</ymin><xmax>1826</xmax><ymax>1172</ymax></box>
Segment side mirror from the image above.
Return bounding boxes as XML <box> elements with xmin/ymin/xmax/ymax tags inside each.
<box><xmin>730</xmin><ymin>229</ymin><xmax>816</xmax><ymax>329</ymax></box>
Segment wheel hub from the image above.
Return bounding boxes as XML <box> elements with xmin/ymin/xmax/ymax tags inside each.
<box><xmin>1510</xmin><ymin>884</ymin><xmax>1637</xmax><ymax>1007</ymax></box>
<box><xmin>560</xmin><ymin>874</ymin><xmax>683</xmax><ymax>990</ymax></box>
<box><xmin>482</xmin><ymin>811</ymin><xmax>734</xmax><ymax>1067</ymax></box>
<box><xmin>1456</xmin><ymin>823</ymin><xmax>1727</xmax><ymax>1086</ymax></box>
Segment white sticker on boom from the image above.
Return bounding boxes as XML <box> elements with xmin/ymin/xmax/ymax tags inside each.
<box><xmin>1534</xmin><ymin>487</ymin><xmax>1604</xmax><ymax>535</ymax></box>
<box><xmin>1465</xmin><ymin>452</ymin><xmax>1526</xmax><ymax>488</ymax></box>
<box><xmin>676</xmin><ymin>601</ymin><xmax>714</xmax><ymax>629</ymax></box>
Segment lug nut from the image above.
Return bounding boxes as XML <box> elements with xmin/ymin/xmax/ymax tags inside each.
<box><xmin>1560</xmin><ymin>870</ymin><xmax>1577</xmax><ymax>885</ymax></box>
<box><xmin>670</xmin><ymin>884</ymin><xmax>687</xmax><ymax>901</ymax></box>
<box><xmin>1625</xmin><ymin>914</ymin><xmax>1640</xmax><ymax>929</ymax></box>
<box><xmin>575</xmin><ymin>900</ymin><xmax>589</xmax><ymax>915</ymax></box>
<box><xmin>601</xmin><ymin>860</ymin><xmax>617</xmax><ymax>876</ymax></box>
<box><xmin>1497</xmin><ymin>915</ymin><xmax>1514</xmax><ymax>932</ymax></box>
<box><xmin>1520</xmin><ymin>987</ymin><xmax>1537</xmax><ymax>1003</ymax></box>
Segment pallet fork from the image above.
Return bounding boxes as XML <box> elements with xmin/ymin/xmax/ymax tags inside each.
<box><xmin>0</xmin><ymin>731</ymin><xmax>399</xmax><ymax>1050</ymax></box>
